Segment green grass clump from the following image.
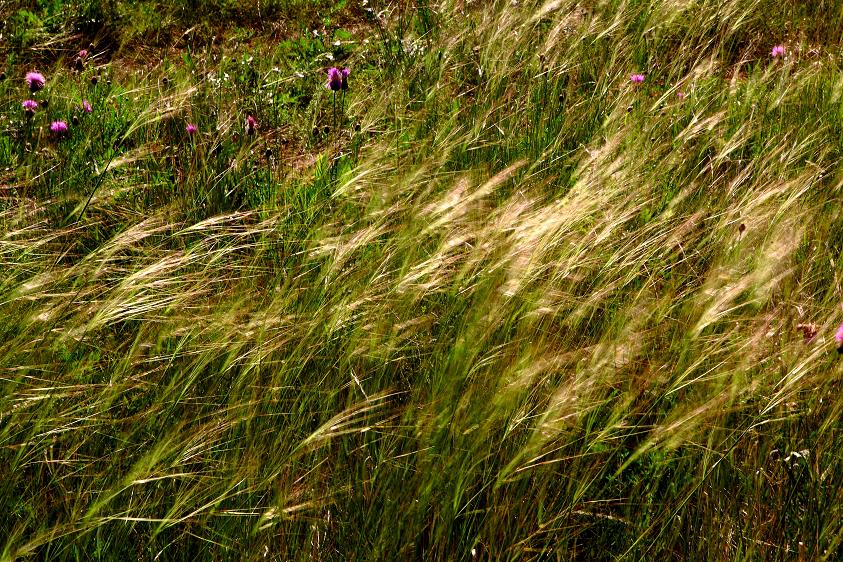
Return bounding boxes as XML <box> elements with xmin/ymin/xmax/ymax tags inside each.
<box><xmin>1</xmin><ymin>0</ymin><xmax>842</xmax><ymax>559</ymax></box>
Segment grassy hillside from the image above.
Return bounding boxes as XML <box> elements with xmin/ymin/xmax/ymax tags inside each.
<box><xmin>2</xmin><ymin>0</ymin><xmax>842</xmax><ymax>559</ymax></box>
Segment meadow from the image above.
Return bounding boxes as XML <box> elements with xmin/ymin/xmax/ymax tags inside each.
<box><xmin>1</xmin><ymin>0</ymin><xmax>842</xmax><ymax>559</ymax></box>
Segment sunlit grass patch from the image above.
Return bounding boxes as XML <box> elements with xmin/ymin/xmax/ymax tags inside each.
<box><xmin>1</xmin><ymin>0</ymin><xmax>842</xmax><ymax>560</ymax></box>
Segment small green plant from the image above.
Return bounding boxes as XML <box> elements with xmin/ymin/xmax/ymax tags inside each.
<box><xmin>6</xmin><ymin>9</ymin><xmax>44</xmax><ymax>51</ymax></box>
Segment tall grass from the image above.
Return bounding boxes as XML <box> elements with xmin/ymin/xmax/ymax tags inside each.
<box><xmin>1</xmin><ymin>0</ymin><xmax>842</xmax><ymax>559</ymax></box>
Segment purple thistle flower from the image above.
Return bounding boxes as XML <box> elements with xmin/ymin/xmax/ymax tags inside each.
<box><xmin>50</xmin><ymin>120</ymin><xmax>69</xmax><ymax>136</ymax></box>
<box><xmin>676</xmin><ymin>91</ymin><xmax>686</xmax><ymax>100</ymax></box>
<box><xmin>630</xmin><ymin>74</ymin><xmax>645</xmax><ymax>84</ymax></box>
<box><xmin>341</xmin><ymin>67</ymin><xmax>350</xmax><ymax>91</ymax></box>
<box><xmin>246</xmin><ymin>114</ymin><xmax>257</xmax><ymax>134</ymax></box>
<box><xmin>22</xmin><ymin>99</ymin><xmax>38</xmax><ymax>115</ymax></box>
<box><xmin>78</xmin><ymin>49</ymin><xmax>89</xmax><ymax>59</ymax></box>
<box><xmin>771</xmin><ymin>45</ymin><xmax>785</xmax><ymax>58</ymax></box>
<box><xmin>186</xmin><ymin>123</ymin><xmax>198</xmax><ymax>135</ymax></box>
<box><xmin>82</xmin><ymin>99</ymin><xmax>92</xmax><ymax>113</ymax></box>
<box><xmin>26</xmin><ymin>71</ymin><xmax>46</xmax><ymax>92</ymax></box>
<box><xmin>327</xmin><ymin>67</ymin><xmax>342</xmax><ymax>91</ymax></box>
<box><xmin>835</xmin><ymin>323</ymin><xmax>843</xmax><ymax>346</ymax></box>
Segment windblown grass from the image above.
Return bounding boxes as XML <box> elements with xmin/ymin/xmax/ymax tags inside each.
<box><xmin>1</xmin><ymin>0</ymin><xmax>842</xmax><ymax>559</ymax></box>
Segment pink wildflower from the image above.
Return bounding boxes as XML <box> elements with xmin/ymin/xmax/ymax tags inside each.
<box><xmin>771</xmin><ymin>45</ymin><xmax>785</xmax><ymax>58</ymax></box>
<box><xmin>50</xmin><ymin>120</ymin><xmax>69</xmax><ymax>136</ymax></box>
<box><xmin>341</xmin><ymin>67</ymin><xmax>350</xmax><ymax>91</ymax></box>
<box><xmin>26</xmin><ymin>71</ymin><xmax>46</xmax><ymax>92</ymax></box>
<box><xmin>78</xmin><ymin>49</ymin><xmax>89</xmax><ymax>59</ymax></box>
<box><xmin>22</xmin><ymin>99</ymin><xmax>38</xmax><ymax>115</ymax></box>
<box><xmin>246</xmin><ymin>114</ymin><xmax>257</xmax><ymax>134</ymax></box>
<box><xmin>630</xmin><ymin>74</ymin><xmax>645</xmax><ymax>83</ymax></box>
<box><xmin>327</xmin><ymin>67</ymin><xmax>342</xmax><ymax>91</ymax></box>
<box><xmin>835</xmin><ymin>323</ymin><xmax>843</xmax><ymax>346</ymax></box>
<box><xmin>186</xmin><ymin>123</ymin><xmax>198</xmax><ymax>135</ymax></box>
<box><xmin>82</xmin><ymin>100</ymin><xmax>92</xmax><ymax>113</ymax></box>
<box><xmin>676</xmin><ymin>91</ymin><xmax>686</xmax><ymax>100</ymax></box>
